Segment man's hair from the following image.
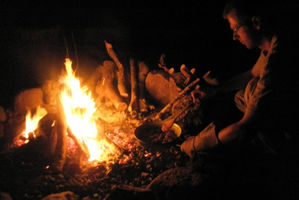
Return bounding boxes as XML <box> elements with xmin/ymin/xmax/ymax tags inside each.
<box><xmin>222</xmin><ymin>0</ymin><xmax>262</xmax><ymax>22</ymax></box>
<box><xmin>223</xmin><ymin>0</ymin><xmax>279</xmax><ymax>32</ymax></box>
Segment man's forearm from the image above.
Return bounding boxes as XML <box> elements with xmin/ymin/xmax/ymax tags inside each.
<box><xmin>218</xmin><ymin>121</ymin><xmax>245</xmax><ymax>143</ymax></box>
<box><xmin>216</xmin><ymin>70</ymin><xmax>253</xmax><ymax>94</ymax></box>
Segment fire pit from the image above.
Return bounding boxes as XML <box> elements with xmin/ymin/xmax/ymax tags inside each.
<box><xmin>0</xmin><ymin>41</ymin><xmax>200</xmax><ymax>200</ymax></box>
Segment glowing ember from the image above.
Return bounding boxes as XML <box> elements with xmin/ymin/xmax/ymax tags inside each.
<box><xmin>60</xmin><ymin>58</ymin><xmax>119</xmax><ymax>162</ymax></box>
<box><xmin>17</xmin><ymin>106</ymin><xmax>47</xmax><ymax>145</ymax></box>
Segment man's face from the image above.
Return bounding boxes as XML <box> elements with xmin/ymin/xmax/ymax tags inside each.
<box><xmin>226</xmin><ymin>10</ymin><xmax>257</xmax><ymax>49</ymax></box>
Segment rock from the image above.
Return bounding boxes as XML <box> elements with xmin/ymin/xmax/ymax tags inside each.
<box><xmin>0</xmin><ymin>106</ymin><xmax>7</xmax><ymax>122</ymax></box>
<box><xmin>0</xmin><ymin>192</ymin><xmax>13</xmax><ymax>200</ymax></box>
<box><xmin>14</xmin><ymin>88</ymin><xmax>44</xmax><ymax>115</ymax></box>
<box><xmin>42</xmin><ymin>191</ymin><xmax>79</xmax><ymax>200</ymax></box>
<box><xmin>145</xmin><ymin>70</ymin><xmax>179</xmax><ymax>107</ymax></box>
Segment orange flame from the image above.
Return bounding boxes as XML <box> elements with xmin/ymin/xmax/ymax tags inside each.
<box><xmin>60</xmin><ymin>58</ymin><xmax>119</xmax><ymax>162</ymax></box>
<box><xmin>21</xmin><ymin>106</ymin><xmax>47</xmax><ymax>144</ymax></box>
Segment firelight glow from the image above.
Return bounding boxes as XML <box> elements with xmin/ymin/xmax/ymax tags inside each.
<box><xmin>22</xmin><ymin>106</ymin><xmax>48</xmax><ymax>144</ymax></box>
<box><xmin>60</xmin><ymin>58</ymin><xmax>119</xmax><ymax>162</ymax></box>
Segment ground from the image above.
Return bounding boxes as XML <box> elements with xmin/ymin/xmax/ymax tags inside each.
<box><xmin>1</xmin><ymin>124</ymin><xmax>299</xmax><ymax>200</ymax></box>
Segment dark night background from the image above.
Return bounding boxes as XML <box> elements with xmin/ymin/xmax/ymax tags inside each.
<box><xmin>1</xmin><ymin>1</ymin><xmax>299</xmax><ymax>199</ymax></box>
<box><xmin>0</xmin><ymin>0</ymin><xmax>297</xmax><ymax>108</ymax></box>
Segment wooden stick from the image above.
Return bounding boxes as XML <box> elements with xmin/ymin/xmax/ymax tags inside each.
<box><xmin>138</xmin><ymin>61</ymin><xmax>149</xmax><ymax>112</ymax></box>
<box><xmin>180</xmin><ymin>64</ymin><xmax>191</xmax><ymax>79</ymax></box>
<box><xmin>153</xmin><ymin>78</ymin><xmax>200</xmax><ymax>120</ymax></box>
<box><xmin>180</xmin><ymin>64</ymin><xmax>192</xmax><ymax>85</ymax></box>
<box><xmin>116</xmin><ymin>184</ymin><xmax>151</xmax><ymax>192</ymax></box>
<box><xmin>104</xmin><ymin>40</ymin><xmax>128</xmax><ymax>98</ymax></box>
<box><xmin>128</xmin><ymin>58</ymin><xmax>139</xmax><ymax>112</ymax></box>
<box><xmin>138</xmin><ymin>61</ymin><xmax>149</xmax><ymax>99</ymax></box>
<box><xmin>53</xmin><ymin>97</ymin><xmax>67</xmax><ymax>171</ymax></box>
<box><xmin>161</xmin><ymin>103</ymin><xmax>194</xmax><ymax>132</ymax></box>
<box><xmin>158</xmin><ymin>54</ymin><xmax>174</xmax><ymax>74</ymax></box>
<box><xmin>67</xmin><ymin>127</ymin><xmax>90</xmax><ymax>159</ymax></box>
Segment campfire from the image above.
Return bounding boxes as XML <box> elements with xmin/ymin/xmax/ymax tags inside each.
<box><xmin>60</xmin><ymin>58</ymin><xmax>120</xmax><ymax>163</ymax></box>
<box><xmin>0</xmin><ymin>40</ymin><xmax>204</xmax><ymax>199</ymax></box>
<box><xmin>4</xmin><ymin>40</ymin><xmax>202</xmax><ymax>171</ymax></box>
<box><xmin>13</xmin><ymin>56</ymin><xmax>138</xmax><ymax>170</ymax></box>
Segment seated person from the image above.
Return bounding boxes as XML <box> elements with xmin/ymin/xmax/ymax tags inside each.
<box><xmin>181</xmin><ymin>0</ymin><xmax>299</xmax><ymax>157</ymax></box>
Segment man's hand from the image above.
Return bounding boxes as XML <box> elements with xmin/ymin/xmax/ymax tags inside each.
<box><xmin>180</xmin><ymin>122</ymin><xmax>219</xmax><ymax>158</ymax></box>
<box><xmin>191</xmin><ymin>84</ymin><xmax>217</xmax><ymax>103</ymax></box>
<box><xmin>180</xmin><ymin>136</ymin><xmax>196</xmax><ymax>157</ymax></box>
<box><xmin>190</xmin><ymin>71</ymin><xmax>219</xmax><ymax>103</ymax></box>
<box><xmin>202</xmin><ymin>71</ymin><xmax>219</xmax><ymax>86</ymax></box>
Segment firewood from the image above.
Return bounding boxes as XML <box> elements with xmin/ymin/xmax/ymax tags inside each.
<box><xmin>52</xmin><ymin>97</ymin><xmax>67</xmax><ymax>171</ymax></box>
<box><xmin>42</xmin><ymin>80</ymin><xmax>59</xmax><ymax>114</ymax></box>
<box><xmin>128</xmin><ymin>58</ymin><xmax>138</xmax><ymax>112</ymax></box>
<box><xmin>138</xmin><ymin>61</ymin><xmax>150</xmax><ymax>113</ymax></box>
<box><xmin>153</xmin><ymin>78</ymin><xmax>200</xmax><ymax>120</ymax></box>
<box><xmin>161</xmin><ymin>103</ymin><xmax>194</xmax><ymax>132</ymax></box>
<box><xmin>104</xmin><ymin>41</ymin><xmax>128</xmax><ymax>98</ymax></box>
<box><xmin>158</xmin><ymin>54</ymin><xmax>174</xmax><ymax>74</ymax></box>
<box><xmin>95</xmin><ymin>61</ymin><xmax>128</xmax><ymax>111</ymax></box>
<box><xmin>180</xmin><ymin>64</ymin><xmax>192</xmax><ymax>85</ymax></box>
<box><xmin>116</xmin><ymin>184</ymin><xmax>151</xmax><ymax>192</ymax></box>
<box><xmin>67</xmin><ymin>127</ymin><xmax>90</xmax><ymax>159</ymax></box>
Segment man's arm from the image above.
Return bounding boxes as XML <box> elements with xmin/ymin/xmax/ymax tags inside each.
<box><xmin>218</xmin><ymin>86</ymin><xmax>259</xmax><ymax>143</ymax></box>
<box><xmin>216</xmin><ymin>70</ymin><xmax>253</xmax><ymax>94</ymax></box>
<box><xmin>217</xmin><ymin>111</ymin><xmax>253</xmax><ymax>143</ymax></box>
<box><xmin>191</xmin><ymin>70</ymin><xmax>253</xmax><ymax>102</ymax></box>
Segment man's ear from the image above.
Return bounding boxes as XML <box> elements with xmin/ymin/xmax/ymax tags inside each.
<box><xmin>251</xmin><ymin>16</ymin><xmax>261</xmax><ymax>30</ymax></box>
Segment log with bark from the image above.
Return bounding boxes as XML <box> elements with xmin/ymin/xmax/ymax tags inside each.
<box><xmin>104</xmin><ymin>41</ymin><xmax>128</xmax><ymax>98</ymax></box>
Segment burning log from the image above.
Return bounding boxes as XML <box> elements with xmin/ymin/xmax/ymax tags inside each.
<box><xmin>2</xmin><ymin>113</ymin><xmax>25</xmax><ymax>150</ymax></box>
<box><xmin>37</xmin><ymin>113</ymin><xmax>57</xmax><ymax>159</ymax></box>
<box><xmin>104</xmin><ymin>40</ymin><xmax>128</xmax><ymax>98</ymax></box>
<box><xmin>128</xmin><ymin>58</ymin><xmax>138</xmax><ymax>112</ymax></box>
<box><xmin>42</xmin><ymin>80</ymin><xmax>59</xmax><ymax>114</ymax></box>
<box><xmin>66</xmin><ymin>127</ymin><xmax>90</xmax><ymax>160</ymax></box>
<box><xmin>52</xmin><ymin>97</ymin><xmax>67</xmax><ymax>171</ymax></box>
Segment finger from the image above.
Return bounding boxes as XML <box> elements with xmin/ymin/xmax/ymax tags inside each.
<box><xmin>203</xmin><ymin>70</ymin><xmax>211</xmax><ymax>78</ymax></box>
